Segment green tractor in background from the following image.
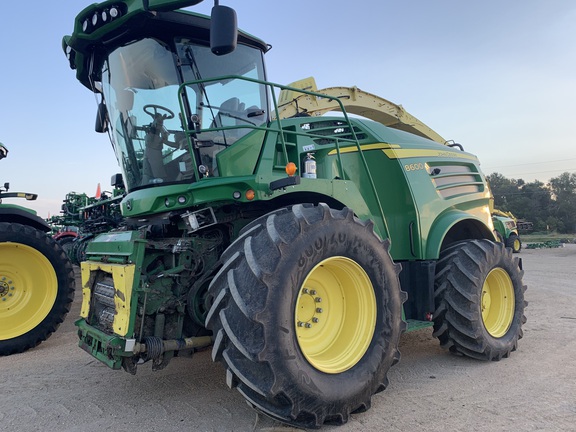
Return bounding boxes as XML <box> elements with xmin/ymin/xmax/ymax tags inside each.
<box><xmin>492</xmin><ymin>210</ymin><xmax>522</xmax><ymax>253</ymax></box>
<box><xmin>63</xmin><ymin>1</ymin><xmax>527</xmax><ymax>428</ymax></box>
<box><xmin>49</xmin><ymin>174</ymin><xmax>126</xmax><ymax>264</ymax></box>
<box><xmin>0</xmin><ymin>143</ymin><xmax>75</xmax><ymax>356</ymax></box>
<box><xmin>48</xmin><ymin>191</ymin><xmax>89</xmax><ymax>255</ymax></box>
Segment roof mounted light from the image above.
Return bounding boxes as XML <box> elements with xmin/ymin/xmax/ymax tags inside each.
<box><xmin>80</xmin><ymin>4</ymin><xmax>124</xmax><ymax>34</ymax></box>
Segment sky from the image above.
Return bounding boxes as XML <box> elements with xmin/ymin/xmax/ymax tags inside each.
<box><xmin>1</xmin><ymin>1</ymin><xmax>575</xmax><ymax>218</ymax></box>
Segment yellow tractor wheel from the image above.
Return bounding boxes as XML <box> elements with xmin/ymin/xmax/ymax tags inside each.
<box><xmin>0</xmin><ymin>223</ymin><xmax>75</xmax><ymax>356</ymax></box>
<box><xmin>433</xmin><ymin>239</ymin><xmax>526</xmax><ymax>361</ymax></box>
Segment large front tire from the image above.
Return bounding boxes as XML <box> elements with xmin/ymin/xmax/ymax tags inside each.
<box><xmin>205</xmin><ymin>204</ymin><xmax>405</xmax><ymax>428</ymax></box>
<box><xmin>432</xmin><ymin>239</ymin><xmax>527</xmax><ymax>360</ymax></box>
<box><xmin>0</xmin><ymin>223</ymin><xmax>75</xmax><ymax>356</ymax></box>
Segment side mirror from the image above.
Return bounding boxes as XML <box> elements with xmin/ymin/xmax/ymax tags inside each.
<box><xmin>210</xmin><ymin>5</ymin><xmax>237</xmax><ymax>55</ymax></box>
<box><xmin>95</xmin><ymin>102</ymin><xmax>108</xmax><ymax>133</ymax></box>
<box><xmin>111</xmin><ymin>173</ymin><xmax>124</xmax><ymax>188</ymax></box>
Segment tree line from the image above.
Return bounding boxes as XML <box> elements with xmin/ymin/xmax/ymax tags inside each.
<box><xmin>487</xmin><ymin>171</ymin><xmax>576</xmax><ymax>234</ymax></box>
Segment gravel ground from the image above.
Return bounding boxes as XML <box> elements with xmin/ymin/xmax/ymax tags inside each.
<box><xmin>1</xmin><ymin>244</ymin><xmax>575</xmax><ymax>432</ymax></box>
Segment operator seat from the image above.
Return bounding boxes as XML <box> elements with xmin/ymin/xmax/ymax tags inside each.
<box><xmin>213</xmin><ymin>97</ymin><xmax>245</xmax><ymax>128</ymax></box>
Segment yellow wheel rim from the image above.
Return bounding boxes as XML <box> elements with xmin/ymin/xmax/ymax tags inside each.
<box><xmin>514</xmin><ymin>239</ymin><xmax>521</xmax><ymax>252</ymax></box>
<box><xmin>481</xmin><ymin>268</ymin><xmax>515</xmax><ymax>338</ymax></box>
<box><xmin>294</xmin><ymin>256</ymin><xmax>376</xmax><ymax>374</ymax></box>
<box><xmin>0</xmin><ymin>243</ymin><xmax>58</xmax><ymax>340</ymax></box>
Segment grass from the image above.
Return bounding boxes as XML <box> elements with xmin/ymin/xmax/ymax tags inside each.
<box><xmin>522</xmin><ymin>232</ymin><xmax>576</xmax><ymax>243</ymax></box>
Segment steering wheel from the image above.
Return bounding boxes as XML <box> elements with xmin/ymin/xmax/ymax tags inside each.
<box><xmin>143</xmin><ymin>104</ymin><xmax>175</xmax><ymax>119</ymax></box>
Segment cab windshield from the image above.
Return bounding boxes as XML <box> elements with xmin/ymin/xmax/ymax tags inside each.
<box><xmin>101</xmin><ymin>38</ymin><xmax>268</xmax><ymax>191</ymax></box>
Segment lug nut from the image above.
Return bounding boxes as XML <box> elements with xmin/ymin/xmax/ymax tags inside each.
<box><xmin>315</xmin><ymin>297</ymin><xmax>322</xmax><ymax>303</ymax></box>
<box><xmin>305</xmin><ymin>323</ymin><xmax>312</xmax><ymax>328</ymax></box>
<box><xmin>310</xmin><ymin>290</ymin><xmax>317</xmax><ymax>295</ymax></box>
<box><xmin>312</xmin><ymin>317</ymin><xmax>319</xmax><ymax>323</ymax></box>
<box><xmin>316</xmin><ymin>308</ymin><xmax>323</xmax><ymax>313</ymax></box>
<box><xmin>302</xmin><ymin>288</ymin><xmax>309</xmax><ymax>294</ymax></box>
<box><xmin>297</xmin><ymin>321</ymin><xmax>304</xmax><ymax>327</ymax></box>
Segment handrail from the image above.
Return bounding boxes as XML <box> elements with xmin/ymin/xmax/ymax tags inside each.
<box><xmin>177</xmin><ymin>75</ymin><xmax>391</xmax><ymax>240</ymax></box>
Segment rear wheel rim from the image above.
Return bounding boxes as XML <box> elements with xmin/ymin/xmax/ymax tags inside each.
<box><xmin>0</xmin><ymin>243</ymin><xmax>57</xmax><ymax>340</ymax></box>
<box><xmin>295</xmin><ymin>256</ymin><xmax>376</xmax><ymax>374</ymax></box>
<box><xmin>481</xmin><ymin>267</ymin><xmax>515</xmax><ymax>338</ymax></box>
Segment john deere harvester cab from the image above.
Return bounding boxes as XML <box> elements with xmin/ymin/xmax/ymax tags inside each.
<box><xmin>64</xmin><ymin>1</ymin><xmax>527</xmax><ymax>428</ymax></box>
<box><xmin>0</xmin><ymin>143</ymin><xmax>75</xmax><ymax>356</ymax></box>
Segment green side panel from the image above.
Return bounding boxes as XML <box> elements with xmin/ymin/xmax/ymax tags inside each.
<box><xmin>217</xmin><ymin>129</ymin><xmax>266</xmax><ymax>177</ymax></box>
<box><xmin>353</xmin><ymin>151</ymin><xmax>416</xmax><ymax>260</ymax></box>
<box><xmin>330</xmin><ymin>180</ymin><xmax>376</xmax><ymax>228</ymax></box>
<box><xmin>321</xmin><ymin>149</ymin><xmax>416</xmax><ymax>259</ymax></box>
<box><xmin>356</xmin><ymin>120</ymin><xmax>492</xmax><ymax>260</ymax></box>
<box><xmin>86</xmin><ymin>230</ymin><xmax>145</xmax><ymax>259</ymax></box>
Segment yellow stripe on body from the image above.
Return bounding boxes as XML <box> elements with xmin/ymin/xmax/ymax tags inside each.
<box><xmin>328</xmin><ymin>143</ymin><xmax>400</xmax><ymax>155</ymax></box>
<box><xmin>383</xmin><ymin>148</ymin><xmax>479</xmax><ymax>161</ymax></box>
<box><xmin>328</xmin><ymin>143</ymin><xmax>478</xmax><ymax>161</ymax></box>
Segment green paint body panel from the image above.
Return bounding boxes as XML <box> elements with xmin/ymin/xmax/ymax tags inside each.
<box><xmin>63</xmin><ymin>0</ymin><xmax>495</xmax><ymax>368</ymax></box>
<box><xmin>76</xmin><ymin>318</ymin><xmax>130</xmax><ymax>369</ymax></box>
<box><xmin>0</xmin><ymin>203</ymin><xmax>37</xmax><ymax>216</ymax></box>
<box><xmin>86</xmin><ymin>230</ymin><xmax>146</xmax><ymax>259</ymax></box>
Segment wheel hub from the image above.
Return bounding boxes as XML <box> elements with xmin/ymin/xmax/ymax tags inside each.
<box><xmin>481</xmin><ymin>288</ymin><xmax>491</xmax><ymax>312</ymax></box>
<box><xmin>0</xmin><ymin>277</ymin><xmax>14</xmax><ymax>301</ymax></box>
<box><xmin>481</xmin><ymin>267</ymin><xmax>515</xmax><ymax>338</ymax></box>
<box><xmin>294</xmin><ymin>256</ymin><xmax>376</xmax><ymax>374</ymax></box>
<box><xmin>296</xmin><ymin>288</ymin><xmax>323</xmax><ymax>328</ymax></box>
<box><xmin>0</xmin><ymin>243</ymin><xmax>58</xmax><ymax>340</ymax></box>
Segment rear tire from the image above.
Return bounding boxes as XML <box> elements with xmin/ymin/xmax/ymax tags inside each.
<box><xmin>432</xmin><ymin>239</ymin><xmax>526</xmax><ymax>360</ymax></box>
<box><xmin>506</xmin><ymin>233</ymin><xmax>522</xmax><ymax>253</ymax></box>
<box><xmin>205</xmin><ymin>204</ymin><xmax>405</xmax><ymax>428</ymax></box>
<box><xmin>0</xmin><ymin>223</ymin><xmax>75</xmax><ymax>356</ymax></box>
